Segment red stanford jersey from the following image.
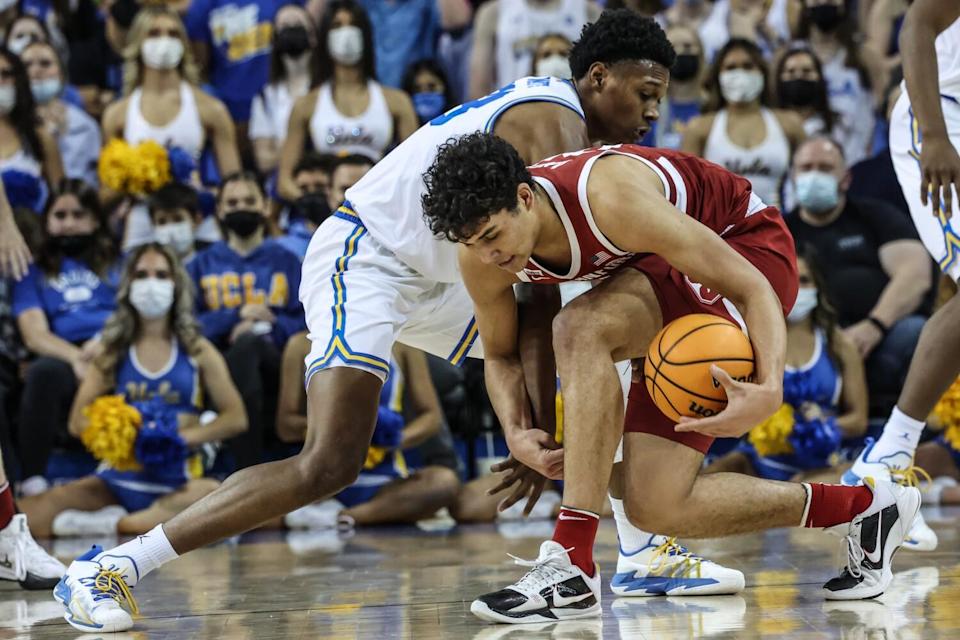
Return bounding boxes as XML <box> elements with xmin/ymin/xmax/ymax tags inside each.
<box><xmin>517</xmin><ymin>144</ymin><xmax>770</xmax><ymax>284</ymax></box>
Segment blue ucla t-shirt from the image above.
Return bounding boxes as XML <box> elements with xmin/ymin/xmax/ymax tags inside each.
<box><xmin>185</xmin><ymin>0</ymin><xmax>289</xmax><ymax>104</ymax></box>
<box><xmin>12</xmin><ymin>259</ymin><xmax>119</xmax><ymax>344</ymax></box>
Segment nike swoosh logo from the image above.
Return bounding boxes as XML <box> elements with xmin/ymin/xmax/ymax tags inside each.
<box><xmin>558</xmin><ymin>514</ymin><xmax>589</xmax><ymax>521</ymax></box>
<box><xmin>863</xmin><ymin>509</ymin><xmax>884</xmax><ymax>565</ymax></box>
<box><xmin>552</xmin><ymin>586</ymin><xmax>592</xmax><ymax>607</ymax></box>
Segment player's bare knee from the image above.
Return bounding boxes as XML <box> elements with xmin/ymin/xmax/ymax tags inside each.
<box><xmin>552</xmin><ymin>304</ymin><xmax>606</xmax><ymax>356</ymax></box>
<box><xmin>624</xmin><ymin>492</ymin><xmax>680</xmax><ymax>535</ymax></box>
<box><xmin>295</xmin><ymin>448</ymin><xmax>364</xmax><ymax>501</ymax></box>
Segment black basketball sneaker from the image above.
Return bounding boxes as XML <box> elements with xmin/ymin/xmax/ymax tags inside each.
<box><xmin>471</xmin><ymin>540</ymin><xmax>601</xmax><ymax>624</ymax></box>
<box><xmin>822</xmin><ymin>477</ymin><xmax>922</xmax><ymax>600</ymax></box>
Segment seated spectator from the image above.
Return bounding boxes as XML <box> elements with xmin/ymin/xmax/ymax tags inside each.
<box><xmin>4</xmin><ymin>13</ymin><xmax>61</xmax><ymax>59</ymax></box>
<box><xmin>706</xmin><ymin>250</ymin><xmax>868</xmax><ymax>480</ymax></box>
<box><xmin>21</xmin><ymin>41</ymin><xmax>100</xmax><ymax>186</ymax></box>
<box><xmin>148</xmin><ymin>182</ymin><xmax>205</xmax><ymax>261</ymax></box>
<box><xmin>19</xmin><ymin>243</ymin><xmax>247</xmax><ymax>537</ymax></box>
<box><xmin>0</xmin><ymin>46</ymin><xmax>64</xmax><ymax>191</ymax></box>
<box><xmin>277</xmin><ymin>0</ymin><xmax>417</xmax><ymax>201</ymax></box>
<box><xmin>12</xmin><ymin>179</ymin><xmax>118</xmax><ymax>496</ymax></box>
<box><xmin>185</xmin><ymin>0</ymin><xmax>285</xmax><ymax>133</ymax></box>
<box><xmin>278</xmin><ymin>152</ymin><xmax>336</xmax><ymax>261</ymax></box>
<box><xmin>530</xmin><ymin>33</ymin><xmax>572</xmax><ymax>78</ymax></box>
<box><xmin>468</xmin><ymin>0</ymin><xmax>599</xmax><ymax>99</ymax></box>
<box><xmin>327</xmin><ymin>153</ymin><xmax>373</xmax><ymax>210</ymax></box>
<box><xmin>642</xmin><ymin>24</ymin><xmax>705</xmax><ymax>150</ymax></box>
<box><xmin>249</xmin><ymin>3</ymin><xmax>317</xmax><ymax>176</ymax></box>
<box><xmin>682</xmin><ymin>38</ymin><xmax>804</xmax><ymax>210</ymax></box>
<box><xmin>278</xmin><ymin>332</ymin><xmax>459</xmax><ymax>528</ymax></box>
<box><xmin>401</xmin><ymin>59</ymin><xmax>456</xmax><ymax>126</ymax></box>
<box><xmin>795</xmin><ymin>0</ymin><xmax>879</xmax><ymax>163</ymax></box>
<box><xmin>101</xmin><ymin>6</ymin><xmax>240</xmax><ymax>249</ymax></box>
<box><xmin>189</xmin><ymin>172</ymin><xmax>304</xmax><ymax>468</ymax></box>
<box><xmin>786</xmin><ymin>136</ymin><xmax>934</xmax><ymax>417</ymax></box>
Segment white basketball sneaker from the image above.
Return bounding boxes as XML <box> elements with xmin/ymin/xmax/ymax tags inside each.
<box><xmin>611</xmin><ymin>535</ymin><xmax>745</xmax><ymax>597</ymax></box>
<box><xmin>0</xmin><ymin>514</ymin><xmax>65</xmax><ymax>590</ymax></box>
<box><xmin>52</xmin><ymin>506</ymin><xmax>128</xmax><ymax>538</ymax></box>
<box><xmin>822</xmin><ymin>478</ymin><xmax>922</xmax><ymax>600</ymax></box>
<box><xmin>54</xmin><ymin>545</ymin><xmax>139</xmax><ymax>632</ymax></box>
<box><xmin>471</xmin><ymin>540</ymin><xmax>601</xmax><ymax>624</ymax></box>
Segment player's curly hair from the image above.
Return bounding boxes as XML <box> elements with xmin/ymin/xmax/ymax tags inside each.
<box><xmin>422</xmin><ymin>133</ymin><xmax>533</xmax><ymax>242</ymax></box>
<box><xmin>569</xmin><ymin>9</ymin><xmax>676</xmax><ymax>80</ymax></box>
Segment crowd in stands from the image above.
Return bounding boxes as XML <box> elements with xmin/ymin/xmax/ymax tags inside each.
<box><xmin>1</xmin><ymin>0</ymin><xmax>954</xmax><ymax>542</ymax></box>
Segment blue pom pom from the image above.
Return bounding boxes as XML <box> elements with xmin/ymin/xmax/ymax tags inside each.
<box><xmin>1</xmin><ymin>170</ymin><xmax>43</xmax><ymax>211</ymax></box>
<box><xmin>370</xmin><ymin>406</ymin><xmax>404</xmax><ymax>449</ymax></box>
<box><xmin>197</xmin><ymin>190</ymin><xmax>216</xmax><ymax>219</ymax></box>
<box><xmin>133</xmin><ymin>398</ymin><xmax>188</xmax><ymax>476</ymax></box>
<box><xmin>788</xmin><ymin>415</ymin><xmax>841</xmax><ymax>468</ymax></box>
<box><xmin>167</xmin><ymin>146</ymin><xmax>196</xmax><ymax>184</ymax></box>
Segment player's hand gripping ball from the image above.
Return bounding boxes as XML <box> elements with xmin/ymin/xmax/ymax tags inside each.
<box><xmin>644</xmin><ymin>314</ymin><xmax>755</xmax><ymax>421</ymax></box>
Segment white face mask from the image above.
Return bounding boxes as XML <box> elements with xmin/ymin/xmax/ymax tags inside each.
<box><xmin>31</xmin><ymin>77</ymin><xmax>62</xmax><ymax>104</ymax></box>
<box><xmin>154</xmin><ymin>221</ymin><xmax>195</xmax><ymax>255</ymax></box>
<box><xmin>141</xmin><ymin>36</ymin><xmax>184</xmax><ymax>70</ymax></box>
<box><xmin>719</xmin><ymin>69</ymin><xmax>764</xmax><ymax>104</ymax></box>
<box><xmin>7</xmin><ymin>33</ymin><xmax>36</xmax><ymax>55</ymax></box>
<box><xmin>535</xmin><ymin>54</ymin><xmax>571</xmax><ymax>79</ymax></box>
<box><xmin>327</xmin><ymin>25</ymin><xmax>363</xmax><ymax>66</ymax></box>
<box><xmin>0</xmin><ymin>85</ymin><xmax>15</xmax><ymax>115</ymax></box>
<box><xmin>787</xmin><ymin>287</ymin><xmax>818</xmax><ymax>323</ymax></box>
<box><xmin>129</xmin><ymin>277</ymin><xmax>175</xmax><ymax>319</ymax></box>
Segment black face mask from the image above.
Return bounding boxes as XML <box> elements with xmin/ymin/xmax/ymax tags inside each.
<box><xmin>223</xmin><ymin>210</ymin><xmax>264</xmax><ymax>238</ymax></box>
<box><xmin>54</xmin><ymin>233</ymin><xmax>95</xmax><ymax>257</ymax></box>
<box><xmin>807</xmin><ymin>4</ymin><xmax>843</xmax><ymax>32</ymax></box>
<box><xmin>295</xmin><ymin>192</ymin><xmax>331</xmax><ymax>226</ymax></box>
<box><xmin>275</xmin><ymin>26</ymin><xmax>310</xmax><ymax>57</ymax></box>
<box><xmin>779</xmin><ymin>78</ymin><xmax>820</xmax><ymax>107</ymax></box>
<box><xmin>671</xmin><ymin>54</ymin><xmax>700</xmax><ymax>82</ymax></box>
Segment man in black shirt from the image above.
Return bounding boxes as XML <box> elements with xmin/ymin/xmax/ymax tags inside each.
<box><xmin>787</xmin><ymin>136</ymin><xmax>934</xmax><ymax>416</ymax></box>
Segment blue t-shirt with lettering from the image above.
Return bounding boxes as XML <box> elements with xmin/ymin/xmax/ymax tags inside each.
<box><xmin>12</xmin><ymin>258</ymin><xmax>119</xmax><ymax>344</ymax></box>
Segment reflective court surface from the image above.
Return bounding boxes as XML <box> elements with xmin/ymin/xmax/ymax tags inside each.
<box><xmin>4</xmin><ymin>507</ymin><xmax>960</xmax><ymax>640</ymax></box>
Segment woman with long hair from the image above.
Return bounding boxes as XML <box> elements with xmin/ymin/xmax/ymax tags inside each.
<box><xmin>250</xmin><ymin>4</ymin><xmax>318</xmax><ymax>176</ymax></box>
<box><xmin>401</xmin><ymin>59</ymin><xmax>455</xmax><ymax>126</ymax></box>
<box><xmin>19</xmin><ymin>243</ymin><xmax>247</xmax><ymax>537</ymax></box>
<box><xmin>277</xmin><ymin>0</ymin><xmax>417</xmax><ymax>201</ymax></box>
<box><xmin>706</xmin><ymin>249</ymin><xmax>868</xmax><ymax>480</ymax></box>
<box><xmin>682</xmin><ymin>38</ymin><xmax>805</xmax><ymax>210</ymax></box>
<box><xmin>0</xmin><ymin>46</ymin><xmax>63</xmax><ymax>190</ymax></box>
<box><xmin>773</xmin><ymin>45</ymin><xmax>838</xmax><ymax>139</ymax></box>
<box><xmin>11</xmin><ymin>179</ymin><xmax>117</xmax><ymax>495</ymax></box>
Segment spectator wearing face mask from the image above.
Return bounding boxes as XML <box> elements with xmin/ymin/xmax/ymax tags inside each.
<box><xmin>278</xmin><ymin>152</ymin><xmax>336</xmax><ymax>261</ymax></box>
<box><xmin>148</xmin><ymin>182</ymin><xmax>205</xmax><ymax>262</ymax></box>
<box><xmin>0</xmin><ymin>46</ymin><xmax>64</xmax><ymax>193</ymax></box>
<box><xmin>277</xmin><ymin>0</ymin><xmax>417</xmax><ymax>202</ymax></box>
<box><xmin>249</xmin><ymin>4</ymin><xmax>317</xmax><ymax>176</ymax></box>
<box><xmin>21</xmin><ymin>41</ymin><xmax>100</xmax><ymax>186</ymax></box>
<box><xmin>641</xmin><ymin>24</ymin><xmax>705</xmax><ymax>150</ymax></box>
<box><xmin>188</xmin><ymin>172</ymin><xmax>304</xmax><ymax>468</ymax></box>
<box><xmin>530</xmin><ymin>33</ymin><xmax>572</xmax><ymax>79</ymax></box>
<box><xmin>102</xmin><ymin>6</ymin><xmax>240</xmax><ymax>250</ymax></box>
<box><xmin>401</xmin><ymin>59</ymin><xmax>455</xmax><ymax>126</ymax></box>
<box><xmin>468</xmin><ymin>0</ymin><xmax>600</xmax><ymax>99</ymax></box>
<box><xmin>786</xmin><ymin>136</ymin><xmax>935</xmax><ymax>417</ymax></box>
<box><xmin>11</xmin><ymin>180</ymin><xmax>119</xmax><ymax>496</ymax></box>
<box><xmin>683</xmin><ymin>38</ymin><xmax>805</xmax><ymax>210</ymax></box>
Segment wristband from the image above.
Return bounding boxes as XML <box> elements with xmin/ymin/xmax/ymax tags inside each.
<box><xmin>867</xmin><ymin>315</ymin><xmax>889</xmax><ymax>336</ymax></box>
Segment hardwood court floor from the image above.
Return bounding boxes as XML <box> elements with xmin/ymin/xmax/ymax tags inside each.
<box><xmin>4</xmin><ymin>506</ymin><xmax>960</xmax><ymax>639</ymax></box>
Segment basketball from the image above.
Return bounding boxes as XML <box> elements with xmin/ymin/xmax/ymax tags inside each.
<box><xmin>644</xmin><ymin>314</ymin><xmax>755</xmax><ymax>422</ymax></box>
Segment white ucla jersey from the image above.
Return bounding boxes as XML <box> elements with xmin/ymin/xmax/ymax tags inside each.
<box><xmin>342</xmin><ymin>77</ymin><xmax>584</xmax><ymax>283</ymax></box>
<box><xmin>936</xmin><ymin>17</ymin><xmax>960</xmax><ymax>94</ymax></box>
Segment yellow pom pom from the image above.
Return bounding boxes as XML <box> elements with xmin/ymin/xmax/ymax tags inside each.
<box><xmin>98</xmin><ymin>139</ymin><xmax>135</xmax><ymax>193</ymax></box>
<box><xmin>935</xmin><ymin>377</ymin><xmax>960</xmax><ymax>450</ymax></box>
<box><xmin>82</xmin><ymin>395</ymin><xmax>142</xmax><ymax>471</ymax></box>
<box><xmin>748</xmin><ymin>403</ymin><xmax>795</xmax><ymax>457</ymax></box>
<box><xmin>129</xmin><ymin>140</ymin><xmax>171</xmax><ymax>195</ymax></box>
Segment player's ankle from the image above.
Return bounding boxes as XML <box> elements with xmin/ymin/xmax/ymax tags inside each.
<box><xmin>553</xmin><ymin>507</ymin><xmax>600</xmax><ymax>575</ymax></box>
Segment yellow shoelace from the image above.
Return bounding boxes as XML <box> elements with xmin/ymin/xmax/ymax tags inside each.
<box><xmin>650</xmin><ymin>537</ymin><xmax>703</xmax><ymax>578</ymax></box>
<box><xmin>891</xmin><ymin>464</ymin><xmax>932</xmax><ymax>488</ymax></box>
<box><xmin>93</xmin><ymin>569</ymin><xmax>139</xmax><ymax>616</ymax></box>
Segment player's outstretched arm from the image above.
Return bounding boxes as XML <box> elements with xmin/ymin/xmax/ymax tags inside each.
<box><xmin>458</xmin><ymin>248</ymin><xmax>564</xmax><ymax>480</ymax></box>
<box><xmin>900</xmin><ymin>0</ymin><xmax>960</xmax><ymax>216</ymax></box>
<box><xmin>588</xmin><ymin>155</ymin><xmax>786</xmax><ymax>438</ymax></box>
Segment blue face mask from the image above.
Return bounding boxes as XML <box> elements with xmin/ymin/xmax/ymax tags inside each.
<box><xmin>413</xmin><ymin>92</ymin><xmax>445</xmax><ymax>123</ymax></box>
<box><xmin>795</xmin><ymin>171</ymin><xmax>840</xmax><ymax>214</ymax></box>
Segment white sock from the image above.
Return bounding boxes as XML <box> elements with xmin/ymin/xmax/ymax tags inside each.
<box><xmin>94</xmin><ymin>524</ymin><xmax>178</xmax><ymax>586</ymax></box>
<box><xmin>873</xmin><ymin>406</ymin><xmax>926</xmax><ymax>463</ymax></box>
<box><xmin>609</xmin><ymin>496</ymin><xmax>653</xmax><ymax>554</ymax></box>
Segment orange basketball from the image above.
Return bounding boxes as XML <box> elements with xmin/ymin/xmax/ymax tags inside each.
<box><xmin>643</xmin><ymin>314</ymin><xmax>755</xmax><ymax>422</ymax></box>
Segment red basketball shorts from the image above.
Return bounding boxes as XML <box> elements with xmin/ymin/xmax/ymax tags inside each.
<box><xmin>623</xmin><ymin>205</ymin><xmax>798</xmax><ymax>454</ymax></box>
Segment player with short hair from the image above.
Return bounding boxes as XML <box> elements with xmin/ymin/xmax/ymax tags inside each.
<box><xmin>420</xmin><ymin>132</ymin><xmax>922</xmax><ymax>622</ymax></box>
<box><xmin>53</xmin><ymin>12</ymin><xmax>742</xmax><ymax>632</ymax></box>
